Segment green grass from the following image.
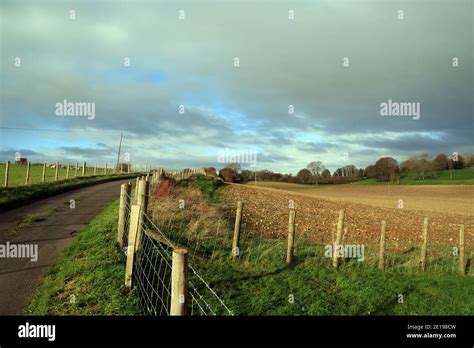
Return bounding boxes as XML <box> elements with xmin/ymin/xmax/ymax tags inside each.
<box><xmin>0</xmin><ymin>163</ymin><xmax>117</xmax><ymax>187</ymax></box>
<box><xmin>355</xmin><ymin>168</ymin><xmax>474</xmax><ymax>185</ymax></box>
<box><xmin>25</xmin><ymin>200</ymin><xmax>140</xmax><ymax>315</ymax></box>
<box><xmin>192</xmin><ymin>243</ymin><xmax>474</xmax><ymax>315</ymax></box>
<box><xmin>0</xmin><ymin>173</ymin><xmax>138</xmax><ymax>212</ymax></box>
<box><xmin>195</xmin><ymin>175</ymin><xmax>224</xmax><ymax>202</ymax></box>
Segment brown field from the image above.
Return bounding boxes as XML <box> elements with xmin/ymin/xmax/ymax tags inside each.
<box><xmin>222</xmin><ymin>183</ymin><xmax>474</xmax><ymax>251</ymax></box>
<box><xmin>244</xmin><ymin>182</ymin><xmax>474</xmax><ymax>216</ymax></box>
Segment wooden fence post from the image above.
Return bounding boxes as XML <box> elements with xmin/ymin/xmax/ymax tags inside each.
<box><xmin>135</xmin><ymin>179</ymin><xmax>148</xmax><ymax>250</ymax></box>
<box><xmin>286</xmin><ymin>209</ymin><xmax>296</xmax><ymax>264</ymax></box>
<box><xmin>4</xmin><ymin>161</ymin><xmax>9</xmax><ymax>187</ymax></box>
<box><xmin>117</xmin><ymin>182</ymin><xmax>132</xmax><ymax>248</ymax></box>
<box><xmin>25</xmin><ymin>161</ymin><xmax>30</xmax><ymax>185</ymax></box>
<box><xmin>125</xmin><ymin>204</ymin><xmax>141</xmax><ymax>289</ymax></box>
<box><xmin>420</xmin><ymin>217</ymin><xmax>429</xmax><ymax>271</ymax></box>
<box><xmin>94</xmin><ymin>163</ymin><xmax>97</xmax><ymax>175</ymax></box>
<box><xmin>332</xmin><ymin>209</ymin><xmax>345</xmax><ymax>269</ymax></box>
<box><xmin>54</xmin><ymin>162</ymin><xmax>59</xmax><ymax>181</ymax></box>
<box><xmin>459</xmin><ymin>224</ymin><xmax>465</xmax><ymax>275</ymax></box>
<box><xmin>66</xmin><ymin>163</ymin><xmax>70</xmax><ymax>179</ymax></box>
<box><xmin>378</xmin><ymin>221</ymin><xmax>387</xmax><ymax>271</ymax></box>
<box><xmin>82</xmin><ymin>161</ymin><xmax>86</xmax><ymax>176</ymax></box>
<box><xmin>231</xmin><ymin>201</ymin><xmax>243</xmax><ymax>259</ymax></box>
<box><xmin>42</xmin><ymin>163</ymin><xmax>46</xmax><ymax>182</ymax></box>
<box><xmin>104</xmin><ymin>163</ymin><xmax>107</xmax><ymax>175</ymax></box>
<box><xmin>171</xmin><ymin>248</ymin><xmax>188</xmax><ymax>316</ymax></box>
<box><xmin>135</xmin><ymin>177</ymin><xmax>139</xmax><ymax>203</ymax></box>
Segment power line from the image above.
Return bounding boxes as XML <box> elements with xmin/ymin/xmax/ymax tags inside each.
<box><xmin>0</xmin><ymin>126</ymin><xmax>123</xmax><ymax>134</ymax></box>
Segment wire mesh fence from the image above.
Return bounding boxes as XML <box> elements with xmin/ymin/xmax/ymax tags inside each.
<box><xmin>134</xmin><ymin>224</ymin><xmax>173</xmax><ymax>315</ymax></box>
<box><xmin>120</xmin><ymin>189</ymin><xmax>234</xmax><ymax>316</ymax></box>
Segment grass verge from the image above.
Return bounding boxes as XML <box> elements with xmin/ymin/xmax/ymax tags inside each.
<box><xmin>25</xmin><ymin>200</ymin><xmax>140</xmax><ymax>315</ymax></box>
<box><xmin>192</xmin><ymin>243</ymin><xmax>474</xmax><ymax>315</ymax></box>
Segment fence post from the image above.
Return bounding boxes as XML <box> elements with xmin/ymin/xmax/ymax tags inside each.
<box><xmin>286</xmin><ymin>209</ymin><xmax>296</xmax><ymax>264</ymax></box>
<box><xmin>94</xmin><ymin>163</ymin><xmax>97</xmax><ymax>175</ymax></box>
<box><xmin>54</xmin><ymin>162</ymin><xmax>59</xmax><ymax>181</ymax></box>
<box><xmin>104</xmin><ymin>163</ymin><xmax>107</xmax><ymax>175</ymax></box>
<box><xmin>332</xmin><ymin>209</ymin><xmax>345</xmax><ymax>269</ymax></box>
<box><xmin>66</xmin><ymin>163</ymin><xmax>70</xmax><ymax>179</ymax></box>
<box><xmin>231</xmin><ymin>201</ymin><xmax>243</xmax><ymax>259</ymax></box>
<box><xmin>118</xmin><ymin>182</ymin><xmax>132</xmax><ymax>248</ymax></box>
<box><xmin>82</xmin><ymin>161</ymin><xmax>86</xmax><ymax>176</ymax></box>
<box><xmin>135</xmin><ymin>178</ymin><xmax>148</xmax><ymax>250</ymax></box>
<box><xmin>171</xmin><ymin>248</ymin><xmax>188</xmax><ymax>316</ymax></box>
<box><xmin>135</xmin><ymin>177</ymin><xmax>139</xmax><ymax>203</ymax></box>
<box><xmin>25</xmin><ymin>161</ymin><xmax>30</xmax><ymax>185</ymax></box>
<box><xmin>4</xmin><ymin>161</ymin><xmax>9</xmax><ymax>187</ymax></box>
<box><xmin>459</xmin><ymin>224</ymin><xmax>465</xmax><ymax>275</ymax></box>
<box><xmin>125</xmin><ymin>204</ymin><xmax>141</xmax><ymax>289</ymax></box>
<box><xmin>42</xmin><ymin>163</ymin><xmax>46</xmax><ymax>182</ymax></box>
<box><xmin>420</xmin><ymin>217</ymin><xmax>429</xmax><ymax>271</ymax></box>
<box><xmin>378</xmin><ymin>221</ymin><xmax>387</xmax><ymax>271</ymax></box>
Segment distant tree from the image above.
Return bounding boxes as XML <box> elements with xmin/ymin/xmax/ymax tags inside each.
<box><xmin>409</xmin><ymin>154</ymin><xmax>434</xmax><ymax>180</ymax></box>
<box><xmin>219</xmin><ymin>167</ymin><xmax>237</xmax><ymax>182</ymax></box>
<box><xmin>449</xmin><ymin>154</ymin><xmax>466</xmax><ymax>170</ymax></box>
<box><xmin>296</xmin><ymin>169</ymin><xmax>313</xmax><ymax>184</ymax></box>
<box><xmin>465</xmin><ymin>154</ymin><xmax>474</xmax><ymax>168</ymax></box>
<box><xmin>374</xmin><ymin>157</ymin><xmax>399</xmax><ymax>181</ymax></box>
<box><xmin>365</xmin><ymin>165</ymin><xmax>377</xmax><ymax>179</ymax></box>
<box><xmin>240</xmin><ymin>170</ymin><xmax>253</xmax><ymax>181</ymax></box>
<box><xmin>307</xmin><ymin>161</ymin><xmax>325</xmax><ymax>176</ymax></box>
<box><xmin>321</xmin><ymin>169</ymin><xmax>331</xmax><ymax>179</ymax></box>
<box><xmin>432</xmin><ymin>154</ymin><xmax>449</xmax><ymax>171</ymax></box>
<box><xmin>399</xmin><ymin>160</ymin><xmax>413</xmax><ymax>173</ymax></box>
<box><xmin>358</xmin><ymin>168</ymin><xmax>364</xmax><ymax>180</ymax></box>
<box><xmin>227</xmin><ymin>163</ymin><xmax>242</xmax><ymax>173</ymax></box>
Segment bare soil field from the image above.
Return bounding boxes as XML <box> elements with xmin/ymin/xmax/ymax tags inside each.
<box><xmin>245</xmin><ymin>182</ymin><xmax>474</xmax><ymax>216</ymax></box>
<box><xmin>223</xmin><ymin>183</ymin><xmax>474</xmax><ymax>251</ymax></box>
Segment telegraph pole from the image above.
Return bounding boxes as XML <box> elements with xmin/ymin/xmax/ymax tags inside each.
<box><xmin>116</xmin><ymin>133</ymin><xmax>123</xmax><ymax>172</ymax></box>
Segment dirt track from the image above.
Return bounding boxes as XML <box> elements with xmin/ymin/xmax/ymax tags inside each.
<box><xmin>0</xmin><ymin>179</ymin><xmax>133</xmax><ymax>315</ymax></box>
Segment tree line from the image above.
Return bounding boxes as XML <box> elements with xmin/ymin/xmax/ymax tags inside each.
<box><xmin>208</xmin><ymin>153</ymin><xmax>474</xmax><ymax>184</ymax></box>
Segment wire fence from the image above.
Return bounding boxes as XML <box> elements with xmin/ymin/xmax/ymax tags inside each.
<box><xmin>148</xmin><ymin>192</ymin><xmax>471</xmax><ymax>276</ymax></box>
<box><xmin>1</xmin><ymin>161</ymin><xmax>141</xmax><ymax>187</ymax></box>
<box><xmin>119</xmin><ymin>175</ymin><xmax>233</xmax><ymax>316</ymax></box>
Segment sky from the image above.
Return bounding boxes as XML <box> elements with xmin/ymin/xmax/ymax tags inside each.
<box><xmin>0</xmin><ymin>0</ymin><xmax>472</xmax><ymax>174</ymax></box>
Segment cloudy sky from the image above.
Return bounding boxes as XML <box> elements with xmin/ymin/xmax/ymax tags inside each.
<box><xmin>1</xmin><ymin>0</ymin><xmax>472</xmax><ymax>173</ymax></box>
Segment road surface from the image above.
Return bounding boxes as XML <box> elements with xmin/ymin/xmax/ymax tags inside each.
<box><xmin>0</xmin><ymin>178</ymin><xmax>134</xmax><ymax>315</ymax></box>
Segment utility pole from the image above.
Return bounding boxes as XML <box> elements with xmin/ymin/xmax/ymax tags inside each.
<box><xmin>116</xmin><ymin>133</ymin><xmax>123</xmax><ymax>172</ymax></box>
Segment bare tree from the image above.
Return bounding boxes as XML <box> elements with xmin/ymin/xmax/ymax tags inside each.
<box><xmin>409</xmin><ymin>154</ymin><xmax>434</xmax><ymax>180</ymax></box>
<box><xmin>307</xmin><ymin>161</ymin><xmax>325</xmax><ymax>183</ymax></box>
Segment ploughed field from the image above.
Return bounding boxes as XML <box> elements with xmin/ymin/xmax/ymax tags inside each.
<box><xmin>222</xmin><ymin>183</ymin><xmax>474</xmax><ymax>251</ymax></box>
